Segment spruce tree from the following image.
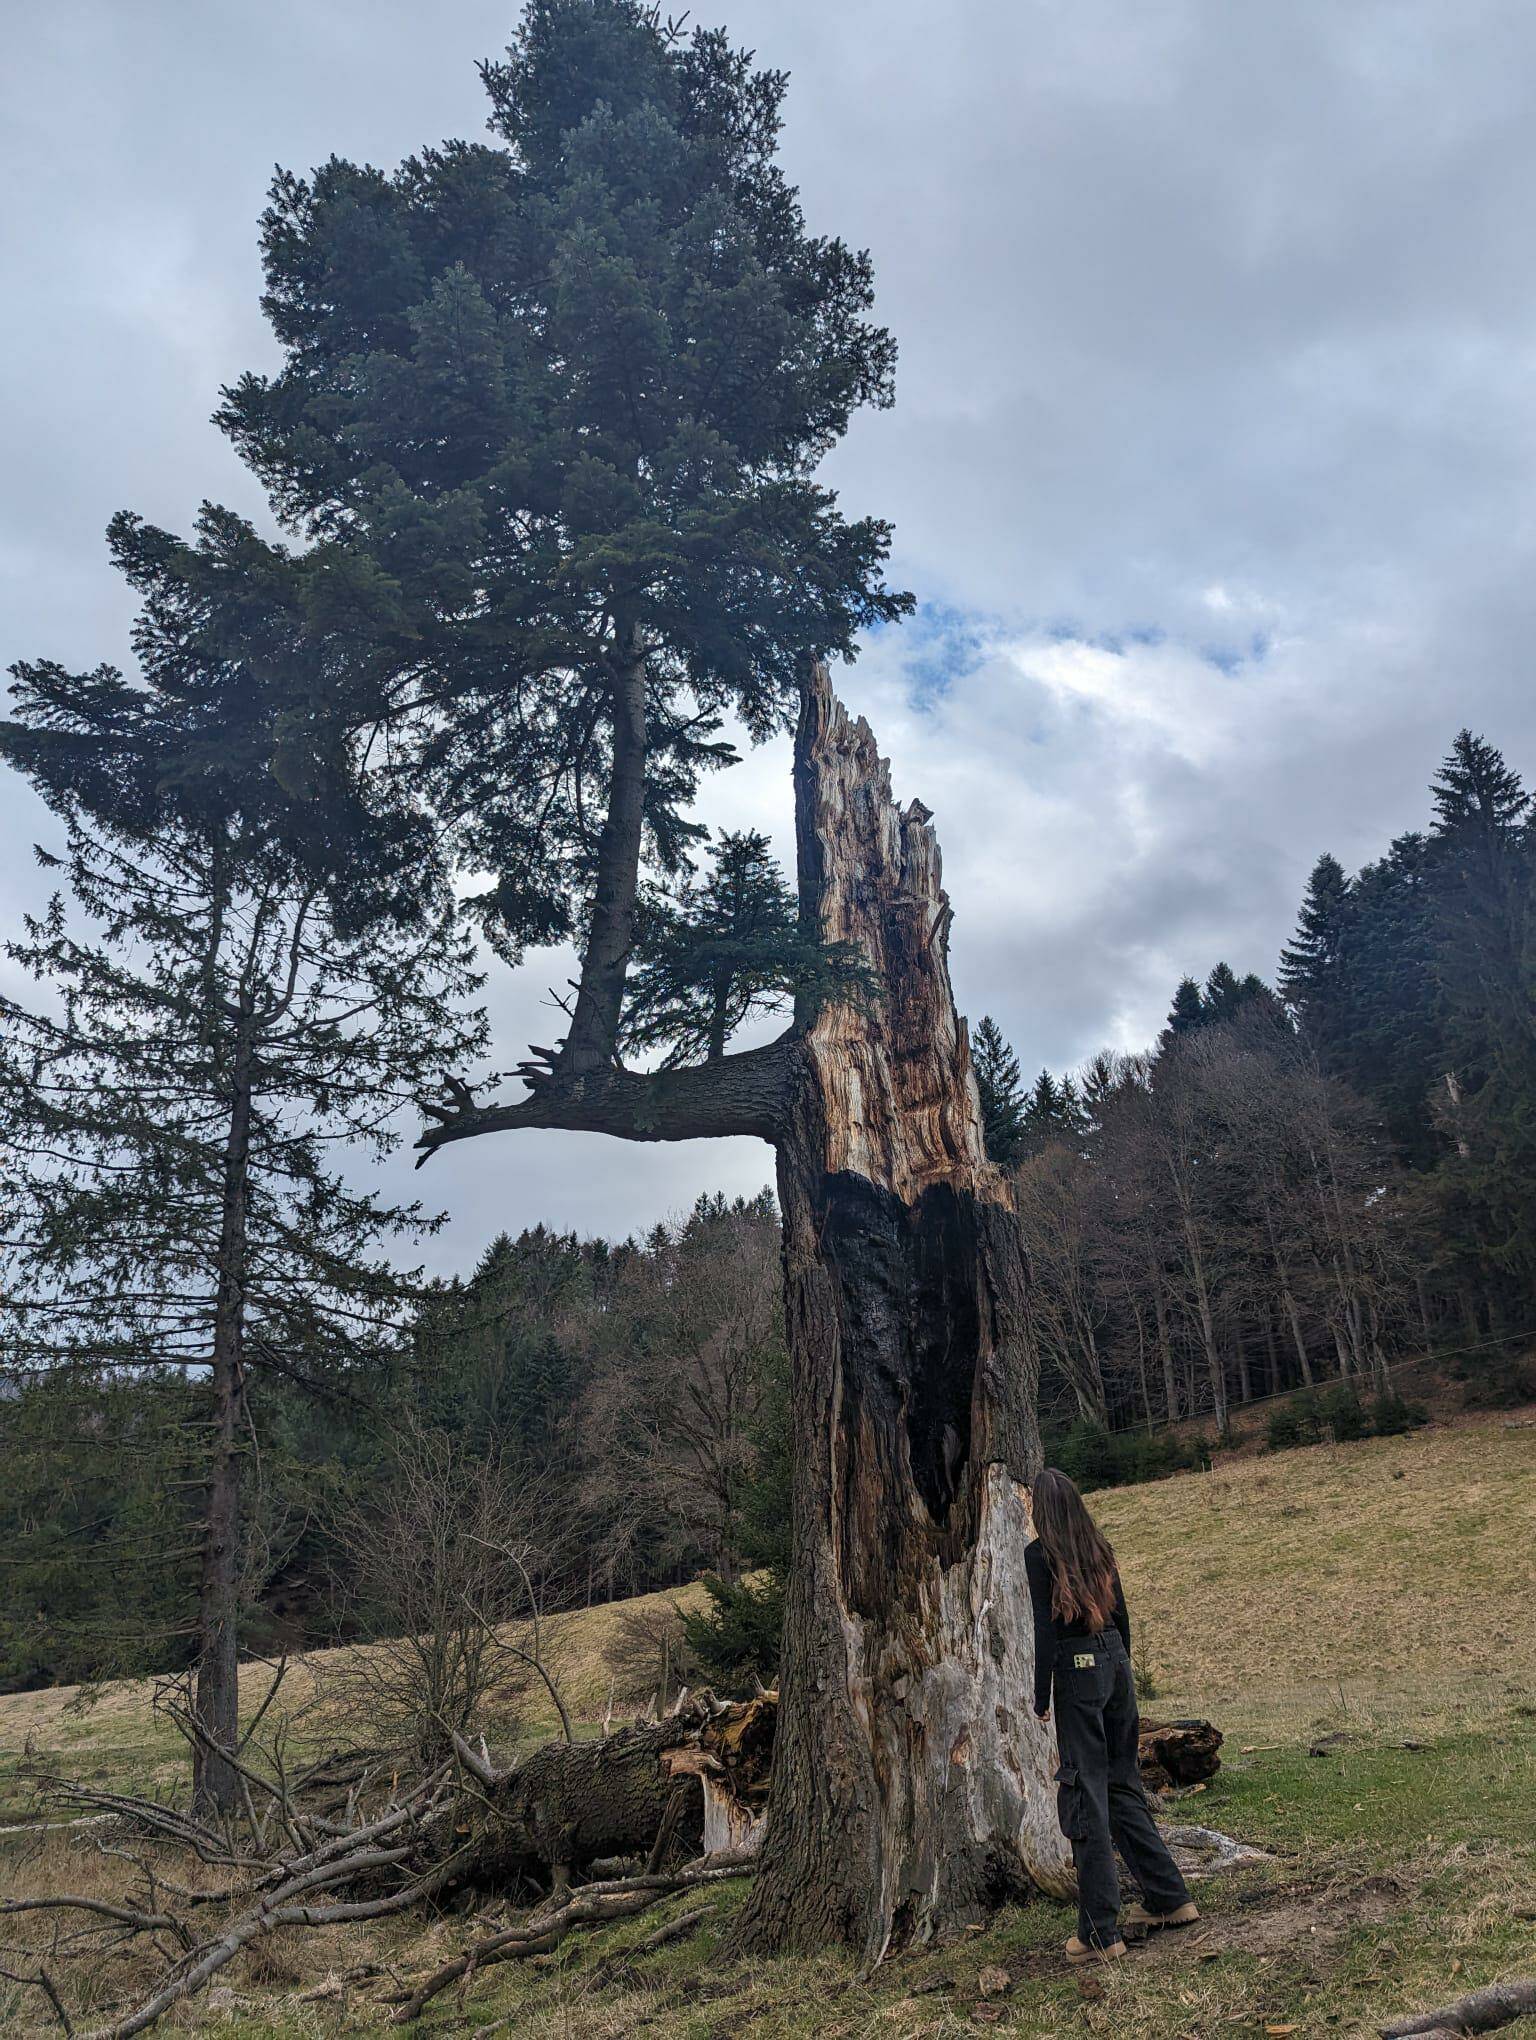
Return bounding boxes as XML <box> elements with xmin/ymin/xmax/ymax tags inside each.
<box><xmin>1279</xmin><ymin>852</ymin><xmax>1353</xmax><ymax>1045</ymax></box>
<box><xmin>1021</xmin><ymin>1067</ymin><xmax>1085</xmax><ymax>1152</ymax></box>
<box><xmin>970</xmin><ymin>1014</ymin><xmax>1027</xmax><ymax>1166</ymax></box>
<box><xmin>1331</xmin><ymin>833</ymin><xmax>1443</xmax><ymax>1162</ymax></box>
<box><xmin>1162</xmin><ymin>975</ymin><xmax>1206</xmax><ymax>1045</ymax></box>
<box><xmin>1427</xmin><ymin>731</ymin><xmax>1536</xmax><ymax>1299</ymax></box>
<box><xmin>0</xmin><ymin>625</ymin><xmax>483</xmax><ymax>1810</ymax></box>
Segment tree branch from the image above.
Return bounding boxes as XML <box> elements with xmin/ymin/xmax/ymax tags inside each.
<box><xmin>415</xmin><ymin>1035</ymin><xmax>797</xmax><ymax>1162</ymax></box>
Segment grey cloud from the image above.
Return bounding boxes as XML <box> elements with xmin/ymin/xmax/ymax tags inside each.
<box><xmin>6</xmin><ymin>0</ymin><xmax>1535</xmax><ymax>1265</ymax></box>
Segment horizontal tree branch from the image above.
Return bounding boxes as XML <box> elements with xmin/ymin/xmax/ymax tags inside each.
<box><xmin>415</xmin><ymin>1035</ymin><xmax>798</xmax><ymax>1162</ymax></box>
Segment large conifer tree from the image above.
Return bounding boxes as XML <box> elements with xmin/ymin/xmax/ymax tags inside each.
<box><xmin>1</xmin><ymin>538</ymin><xmax>483</xmax><ymax>1811</ymax></box>
<box><xmin>1427</xmin><ymin>731</ymin><xmax>1536</xmax><ymax>1301</ymax></box>
<box><xmin>1279</xmin><ymin>851</ymin><xmax>1352</xmax><ymax>1042</ymax></box>
<box><xmin>970</xmin><ymin>1014</ymin><xmax>1027</xmax><ymax>1166</ymax></box>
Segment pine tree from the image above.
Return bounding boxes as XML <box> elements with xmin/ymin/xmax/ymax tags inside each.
<box><xmin>971</xmin><ymin>1015</ymin><xmax>1027</xmax><ymax>1166</ymax></box>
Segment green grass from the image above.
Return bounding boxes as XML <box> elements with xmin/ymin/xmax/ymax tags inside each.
<box><xmin>422</xmin><ymin>1724</ymin><xmax>1536</xmax><ymax>2038</ymax></box>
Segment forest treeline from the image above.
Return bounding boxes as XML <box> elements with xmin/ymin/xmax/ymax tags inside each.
<box><xmin>973</xmin><ymin>726</ymin><xmax>1536</xmax><ymax>1444</ymax></box>
<box><xmin>0</xmin><ymin>1190</ymin><xmax>785</xmax><ymax>1694</ymax></box>
<box><xmin>4</xmin><ymin>726</ymin><xmax>1530</xmax><ymax>1699</ymax></box>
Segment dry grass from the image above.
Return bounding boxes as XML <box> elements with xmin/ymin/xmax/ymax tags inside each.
<box><xmin>1099</xmin><ymin>1409</ymin><xmax>1536</xmax><ymax>1738</ymax></box>
<box><xmin>0</xmin><ymin>1577</ymin><xmax>716</xmax><ymax>1817</ymax></box>
<box><xmin>2</xmin><ymin>1407</ymin><xmax>1534</xmax><ymax>2035</ymax></box>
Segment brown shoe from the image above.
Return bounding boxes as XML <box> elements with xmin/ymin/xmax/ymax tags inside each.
<box><xmin>1122</xmin><ymin>1901</ymin><xmax>1200</xmax><ymax>1931</ymax></box>
<box><xmin>1065</xmin><ymin>1935</ymin><xmax>1128</xmax><ymax>1964</ymax></box>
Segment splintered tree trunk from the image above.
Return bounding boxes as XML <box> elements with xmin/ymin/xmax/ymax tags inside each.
<box><xmin>738</xmin><ymin>668</ymin><xmax>1072</xmax><ymax>1961</ymax></box>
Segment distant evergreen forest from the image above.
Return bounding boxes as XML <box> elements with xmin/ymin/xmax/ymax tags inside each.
<box><xmin>2</xmin><ymin>727</ymin><xmax>1531</xmax><ymax>1696</ymax></box>
<box><xmin>972</xmin><ymin>726</ymin><xmax>1536</xmax><ymax>1450</ymax></box>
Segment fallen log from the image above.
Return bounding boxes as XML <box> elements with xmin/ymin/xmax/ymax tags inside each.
<box><xmin>1138</xmin><ymin>1718</ymin><xmax>1224</xmax><ymax>1792</ymax></box>
<box><xmin>1381</xmin><ymin>1978</ymin><xmax>1536</xmax><ymax>2037</ymax></box>
<box><xmin>450</xmin><ymin>1695</ymin><xmax>1221</xmax><ymax>1881</ymax></box>
<box><xmin>462</xmin><ymin>1706</ymin><xmax>708</xmax><ymax>1888</ymax></box>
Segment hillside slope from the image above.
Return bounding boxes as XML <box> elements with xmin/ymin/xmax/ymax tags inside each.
<box><xmin>1099</xmin><ymin>1409</ymin><xmax>1536</xmax><ymax>1735</ymax></box>
<box><xmin>2</xmin><ymin>1406</ymin><xmax>1531</xmax><ymax>1795</ymax></box>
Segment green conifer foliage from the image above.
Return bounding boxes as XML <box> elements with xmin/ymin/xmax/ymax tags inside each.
<box><xmin>214</xmin><ymin>0</ymin><xmax>911</xmax><ymax>1060</ymax></box>
<box><xmin>970</xmin><ymin>1014</ymin><xmax>1027</xmax><ymax>1166</ymax></box>
<box><xmin>1279</xmin><ymin>851</ymin><xmax>1353</xmax><ymax>1043</ymax></box>
<box><xmin>622</xmin><ymin>829</ymin><xmax>870</xmax><ymax>1066</ymax></box>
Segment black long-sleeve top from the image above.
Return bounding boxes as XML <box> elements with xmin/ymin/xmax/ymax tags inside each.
<box><xmin>1024</xmin><ymin>1538</ymin><xmax>1130</xmax><ymax>1716</ymax></box>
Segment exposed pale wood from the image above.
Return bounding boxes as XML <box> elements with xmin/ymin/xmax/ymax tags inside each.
<box><xmin>796</xmin><ymin>664</ymin><xmax>1006</xmax><ymax>1207</ymax></box>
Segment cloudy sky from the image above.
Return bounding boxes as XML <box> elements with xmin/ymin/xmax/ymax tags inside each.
<box><xmin>5</xmin><ymin>1</ymin><xmax>1534</xmax><ymax>1268</ymax></box>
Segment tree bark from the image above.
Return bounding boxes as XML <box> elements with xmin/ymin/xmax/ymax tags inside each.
<box><xmin>194</xmin><ymin>999</ymin><xmax>254</xmax><ymax>1817</ymax></box>
<box><xmin>564</xmin><ymin>627</ymin><xmax>649</xmax><ymax>1074</ymax></box>
<box><xmin>736</xmin><ymin>666</ymin><xmax>1070</xmax><ymax>1962</ymax></box>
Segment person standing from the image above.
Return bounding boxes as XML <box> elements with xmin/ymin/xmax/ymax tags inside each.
<box><xmin>1026</xmin><ymin>1467</ymin><xmax>1199</xmax><ymax>1963</ymax></box>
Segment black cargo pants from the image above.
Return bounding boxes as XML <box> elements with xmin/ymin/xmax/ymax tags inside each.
<box><xmin>1052</xmin><ymin>1627</ymin><xmax>1192</xmax><ymax>1948</ymax></box>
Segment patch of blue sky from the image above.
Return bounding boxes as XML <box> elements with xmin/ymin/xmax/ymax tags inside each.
<box><xmin>1201</xmin><ymin>628</ymin><xmax>1273</xmax><ymax>676</ymax></box>
<box><xmin>896</xmin><ymin>601</ymin><xmax>997</xmax><ymax>706</ymax></box>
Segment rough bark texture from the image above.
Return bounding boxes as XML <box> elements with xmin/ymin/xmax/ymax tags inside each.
<box><xmin>564</xmin><ymin>630</ymin><xmax>648</xmax><ymax>1073</ymax></box>
<box><xmin>194</xmin><ymin>1000</ymin><xmax>254</xmax><ymax>1817</ymax></box>
<box><xmin>1136</xmin><ymin>1718</ymin><xmax>1224</xmax><ymax>1791</ymax></box>
<box><xmin>737</xmin><ymin>666</ymin><xmax>1069</xmax><ymax>1963</ymax></box>
<box><xmin>448</xmin><ymin>1713</ymin><xmax>708</xmax><ymax>1890</ymax></box>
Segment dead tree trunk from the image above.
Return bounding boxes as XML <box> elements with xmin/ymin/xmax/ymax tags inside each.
<box><xmin>736</xmin><ymin>669</ymin><xmax>1070</xmax><ymax>1961</ymax></box>
<box><xmin>417</xmin><ymin>663</ymin><xmax>1071</xmax><ymax>1961</ymax></box>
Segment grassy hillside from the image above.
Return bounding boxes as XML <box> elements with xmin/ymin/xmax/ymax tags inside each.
<box><xmin>2</xmin><ymin>1407</ymin><xmax>1533</xmax><ymax>2036</ymax></box>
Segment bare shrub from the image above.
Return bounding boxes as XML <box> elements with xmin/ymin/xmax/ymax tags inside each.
<box><xmin>602</xmin><ymin>1601</ymin><xmax>696</xmax><ymax>1718</ymax></box>
<box><xmin>325</xmin><ymin>1421</ymin><xmax>573</xmax><ymax>1762</ymax></box>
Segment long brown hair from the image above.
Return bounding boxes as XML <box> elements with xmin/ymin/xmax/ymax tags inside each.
<box><xmin>1029</xmin><ymin>1467</ymin><xmax>1119</xmax><ymax>1631</ymax></box>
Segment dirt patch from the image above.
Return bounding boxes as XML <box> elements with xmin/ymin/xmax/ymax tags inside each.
<box><xmin>1137</xmin><ymin>1868</ymin><xmax>1415</xmax><ymax>1964</ymax></box>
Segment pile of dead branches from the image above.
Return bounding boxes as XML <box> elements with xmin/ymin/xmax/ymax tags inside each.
<box><xmin>0</xmin><ymin>1673</ymin><xmax>1239</xmax><ymax>2035</ymax></box>
<box><xmin>0</xmin><ymin>1674</ymin><xmax>757</xmax><ymax>2036</ymax></box>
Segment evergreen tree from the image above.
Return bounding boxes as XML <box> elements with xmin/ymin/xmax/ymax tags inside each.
<box><xmin>1279</xmin><ymin>852</ymin><xmax>1352</xmax><ymax>1045</ymax></box>
<box><xmin>622</xmin><ymin>829</ymin><xmax>868</xmax><ymax>1066</ymax></box>
<box><xmin>0</xmin><ymin>1371</ymin><xmax>202</xmax><ymax>1692</ymax></box>
<box><xmin>1162</xmin><ymin>975</ymin><xmax>1206</xmax><ymax>1046</ymax></box>
<box><xmin>970</xmin><ymin>1014</ymin><xmax>1027</xmax><ymax>1166</ymax></box>
<box><xmin>210</xmin><ymin>0</ymin><xmax>909</xmax><ymax>1083</ymax></box>
<box><xmin>1332</xmin><ymin>833</ymin><xmax>1443</xmax><ymax>1162</ymax></box>
<box><xmin>1427</xmin><ymin>731</ymin><xmax>1536</xmax><ymax>1298</ymax></box>
<box><xmin>0</xmin><ymin>647</ymin><xmax>483</xmax><ymax>1809</ymax></box>
<box><xmin>1021</xmin><ymin>1067</ymin><xmax>1086</xmax><ymax>1152</ymax></box>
